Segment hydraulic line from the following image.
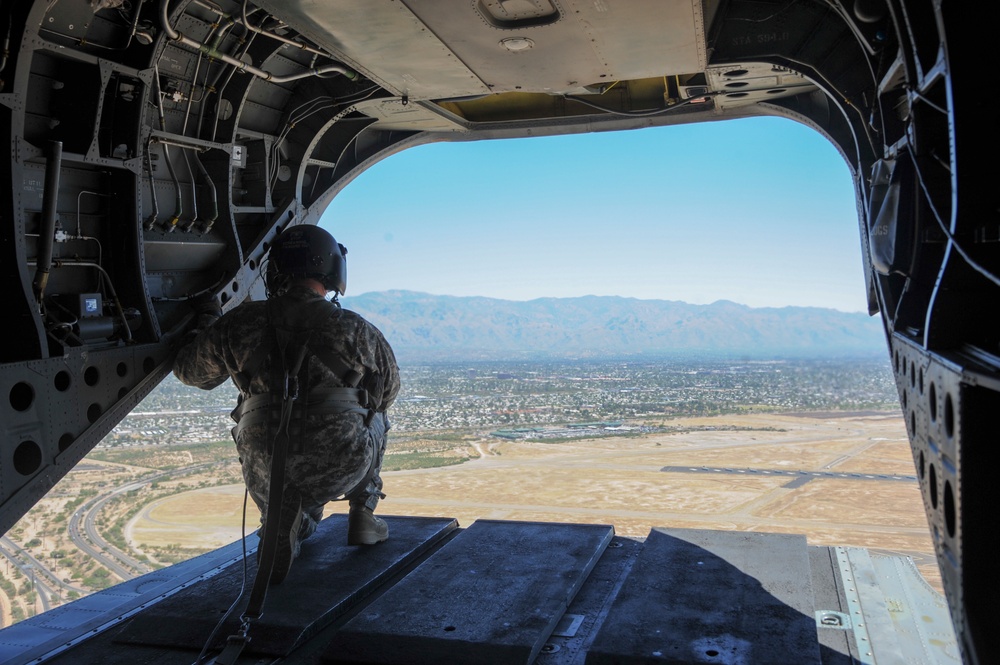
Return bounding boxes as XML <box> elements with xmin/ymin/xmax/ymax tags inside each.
<box><xmin>143</xmin><ymin>139</ymin><xmax>160</xmax><ymax>230</ymax></box>
<box><xmin>159</xmin><ymin>0</ymin><xmax>357</xmax><ymax>85</ymax></box>
<box><xmin>194</xmin><ymin>14</ymin><xmax>237</xmax><ymax>138</ymax></box>
<box><xmin>181</xmin><ymin>151</ymin><xmax>199</xmax><ymax>230</ymax></box>
<box><xmin>209</xmin><ymin>31</ymin><xmax>258</xmax><ymax>143</ymax></box>
<box><xmin>192</xmin><ymin>151</ymin><xmax>219</xmax><ymax>231</ymax></box>
<box><xmin>153</xmin><ymin>67</ymin><xmax>184</xmax><ymax>230</ymax></box>
<box><xmin>189</xmin><ymin>0</ymin><xmax>334</xmax><ymax>59</ymax></box>
<box><xmin>181</xmin><ymin>54</ymin><xmax>204</xmax><ymax>229</ymax></box>
<box><xmin>75</xmin><ymin>190</ymin><xmax>109</xmax><ymax>266</ymax></box>
<box><xmin>149</xmin><ymin>138</ymin><xmax>219</xmax><ymax>229</ymax></box>
<box><xmin>239</xmin><ymin>0</ymin><xmax>331</xmax><ymax>58</ymax></box>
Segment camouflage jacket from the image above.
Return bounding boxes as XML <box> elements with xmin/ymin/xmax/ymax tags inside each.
<box><xmin>174</xmin><ymin>285</ymin><xmax>398</xmax><ymax>409</ymax></box>
<box><xmin>172</xmin><ymin>285</ymin><xmax>399</xmax><ymax>507</ymax></box>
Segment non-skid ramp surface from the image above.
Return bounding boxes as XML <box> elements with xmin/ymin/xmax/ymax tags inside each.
<box><xmin>587</xmin><ymin>528</ymin><xmax>821</xmax><ymax>665</ymax></box>
<box><xmin>324</xmin><ymin>519</ymin><xmax>614</xmax><ymax>664</ymax></box>
<box><xmin>113</xmin><ymin>515</ymin><xmax>457</xmax><ymax>657</ymax></box>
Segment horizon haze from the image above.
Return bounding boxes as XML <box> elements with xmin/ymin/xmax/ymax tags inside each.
<box><xmin>341</xmin><ymin>290</ymin><xmax>885</xmax><ymax>361</ymax></box>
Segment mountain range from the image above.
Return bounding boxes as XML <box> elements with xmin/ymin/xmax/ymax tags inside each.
<box><xmin>340</xmin><ymin>291</ymin><xmax>886</xmax><ymax>360</ymax></box>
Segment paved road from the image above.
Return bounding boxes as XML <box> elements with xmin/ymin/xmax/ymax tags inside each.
<box><xmin>660</xmin><ymin>465</ymin><xmax>917</xmax><ymax>484</ymax></box>
<box><xmin>65</xmin><ymin>463</ymin><xmax>215</xmax><ymax>582</ymax></box>
<box><xmin>0</xmin><ymin>538</ymin><xmax>56</xmax><ymax>613</ymax></box>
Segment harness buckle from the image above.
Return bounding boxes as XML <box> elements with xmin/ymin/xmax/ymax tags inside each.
<box><xmin>211</xmin><ymin>628</ymin><xmax>250</xmax><ymax>665</ymax></box>
<box><xmin>284</xmin><ymin>372</ymin><xmax>300</xmax><ymax>401</ymax></box>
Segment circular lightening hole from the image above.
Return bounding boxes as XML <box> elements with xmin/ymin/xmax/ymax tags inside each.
<box><xmin>10</xmin><ymin>382</ymin><xmax>35</xmax><ymax>412</ymax></box>
<box><xmin>944</xmin><ymin>393</ymin><xmax>955</xmax><ymax>438</ymax></box>
<box><xmin>944</xmin><ymin>480</ymin><xmax>956</xmax><ymax>538</ymax></box>
<box><xmin>54</xmin><ymin>371</ymin><xmax>71</xmax><ymax>392</ymax></box>
<box><xmin>929</xmin><ymin>383</ymin><xmax>937</xmax><ymax>422</ymax></box>
<box><xmin>929</xmin><ymin>463</ymin><xmax>938</xmax><ymax>509</ymax></box>
<box><xmin>14</xmin><ymin>440</ymin><xmax>43</xmax><ymax>475</ymax></box>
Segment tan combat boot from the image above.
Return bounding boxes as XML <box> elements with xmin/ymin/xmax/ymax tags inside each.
<box><xmin>347</xmin><ymin>506</ymin><xmax>389</xmax><ymax>545</ymax></box>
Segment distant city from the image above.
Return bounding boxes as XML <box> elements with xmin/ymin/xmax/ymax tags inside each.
<box><xmin>106</xmin><ymin>357</ymin><xmax>901</xmax><ymax>448</ymax></box>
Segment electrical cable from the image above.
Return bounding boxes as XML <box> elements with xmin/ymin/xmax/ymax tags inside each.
<box><xmin>192</xmin><ymin>489</ymin><xmax>252</xmax><ymax>665</ymax></box>
<box><xmin>267</xmin><ymin>86</ymin><xmax>380</xmax><ymax>193</ymax></box>
<box><xmin>563</xmin><ymin>91</ymin><xmax>721</xmax><ymax>117</ymax></box>
<box><xmin>269</xmin><ymin>95</ymin><xmax>375</xmax><ymax>195</ymax></box>
<box><xmin>28</xmin><ymin>259</ymin><xmax>134</xmax><ymax>342</ymax></box>
<box><xmin>907</xmin><ymin>148</ymin><xmax>1000</xmax><ymax>288</ymax></box>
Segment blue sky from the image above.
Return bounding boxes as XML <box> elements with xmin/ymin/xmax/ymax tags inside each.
<box><xmin>321</xmin><ymin>116</ymin><xmax>866</xmax><ymax>312</ymax></box>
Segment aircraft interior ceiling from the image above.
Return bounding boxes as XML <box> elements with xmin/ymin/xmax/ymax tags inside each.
<box><xmin>0</xmin><ymin>1</ymin><xmax>995</xmax><ymax>663</ymax></box>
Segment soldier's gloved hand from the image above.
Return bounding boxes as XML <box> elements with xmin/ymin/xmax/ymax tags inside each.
<box><xmin>191</xmin><ymin>292</ymin><xmax>223</xmax><ymax>318</ymax></box>
<box><xmin>180</xmin><ymin>293</ymin><xmax>222</xmax><ymax>344</ymax></box>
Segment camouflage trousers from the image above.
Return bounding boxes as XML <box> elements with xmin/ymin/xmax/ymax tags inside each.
<box><xmin>235</xmin><ymin>410</ymin><xmax>389</xmax><ymax>531</ymax></box>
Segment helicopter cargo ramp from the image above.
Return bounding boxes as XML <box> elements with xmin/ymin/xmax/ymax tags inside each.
<box><xmin>0</xmin><ymin>515</ymin><xmax>957</xmax><ymax>664</ymax></box>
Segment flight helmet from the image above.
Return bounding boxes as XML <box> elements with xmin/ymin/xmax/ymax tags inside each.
<box><xmin>265</xmin><ymin>225</ymin><xmax>347</xmax><ymax>296</ymax></box>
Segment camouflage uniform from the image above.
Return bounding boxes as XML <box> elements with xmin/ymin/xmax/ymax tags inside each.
<box><xmin>173</xmin><ymin>284</ymin><xmax>399</xmax><ymax>531</ymax></box>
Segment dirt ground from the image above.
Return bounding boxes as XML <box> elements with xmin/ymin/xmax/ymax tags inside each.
<box><xmin>127</xmin><ymin>412</ymin><xmax>941</xmax><ymax>590</ymax></box>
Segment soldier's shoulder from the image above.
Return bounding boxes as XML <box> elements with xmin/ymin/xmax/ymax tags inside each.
<box><xmin>231</xmin><ymin>299</ymin><xmax>268</xmax><ymax>315</ymax></box>
<box><xmin>218</xmin><ymin>299</ymin><xmax>268</xmax><ymax>326</ymax></box>
<box><xmin>338</xmin><ymin>307</ymin><xmax>384</xmax><ymax>333</ymax></box>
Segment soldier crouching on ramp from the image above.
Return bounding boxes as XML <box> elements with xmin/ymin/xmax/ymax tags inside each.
<box><xmin>173</xmin><ymin>225</ymin><xmax>399</xmax><ymax>584</ymax></box>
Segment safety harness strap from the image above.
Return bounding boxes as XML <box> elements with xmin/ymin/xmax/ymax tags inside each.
<box><xmin>212</xmin><ymin>294</ymin><xmax>377</xmax><ymax>663</ymax></box>
<box><xmin>231</xmin><ymin>296</ymin><xmax>379</xmax><ymax>427</ymax></box>
<box><xmin>243</xmin><ymin>302</ymin><xmax>315</xmax><ymax>619</ymax></box>
<box><xmin>217</xmin><ymin>298</ymin><xmax>318</xmax><ymax>665</ymax></box>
